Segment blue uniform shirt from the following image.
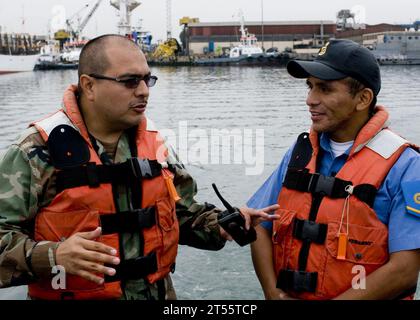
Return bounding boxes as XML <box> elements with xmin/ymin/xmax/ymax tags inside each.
<box><xmin>247</xmin><ymin>133</ymin><xmax>420</xmax><ymax>253</ymax></box>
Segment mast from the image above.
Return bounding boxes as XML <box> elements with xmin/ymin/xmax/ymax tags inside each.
<box><xmin>166</xmin><ymin>0</ymin><xmax>172</xmax><ymax>39</ymax></box>
<box><xmin>110</xmin><ymin>0</ymin><xmax>141</xmax><ymax>35</ymax></box>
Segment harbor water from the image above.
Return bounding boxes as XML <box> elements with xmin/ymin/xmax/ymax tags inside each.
<box><xmin>0</xmin><ymin>66</ymin><xmax>419</xmax><ymax>299</ymax></box>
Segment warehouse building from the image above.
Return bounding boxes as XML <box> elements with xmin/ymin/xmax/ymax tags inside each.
<box><xmin>182</xmin><ymin>20</ymin><xmax>337</xmax><ymax>55</ymax></box>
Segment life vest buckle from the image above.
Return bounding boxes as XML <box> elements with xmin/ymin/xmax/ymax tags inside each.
<box><xmin>105</xmin><ymin>252</ymin><xmax>158</xmax><ymax>282</ymax></box>
<box><xmin>292</xmin><ymin>218</ymin><xmax>328</xmax><ymax>244</ymax></box>
<box><xmin>310</xmin><ymin>174</ymin><xmax>336</xmax><ymax>196</ymax></box>
<box><xmin>277</xmin><ymin>269</ymin><xmax>318</xmax><ymax>293</ymax></box>
<box><xmin>100</xmin><ymin>207</ymin><xmax>156</xmax><ymax>235</ymax></box>
<box><xmin>129</xmin><ymin>158</ymin><xmax>153</xmax><ymax>179</ymax></box>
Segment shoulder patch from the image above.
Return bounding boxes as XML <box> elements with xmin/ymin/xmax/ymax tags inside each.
<box><xmin>366</xmin><ymin>129</ymin><xmax>408</xmax><ymax>159</ymax></box>
<box><xmin>48</xmin><ymin>125</ymin><xmax>89</xmax><ymax>169</ymax></box>
<box><xmin>288</xmin><ymin>132</ymin><xmax>312</xmax><ymax>169</ymax></box>
<box><xmin>402</xmin><ymin>180</ymin><xmax>420</xmax><ymax>218</ymax></box>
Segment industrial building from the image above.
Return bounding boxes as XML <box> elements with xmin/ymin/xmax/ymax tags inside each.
<box><xmin>182</xmin><ymin>20</ymin><xmax>336</xmax><ymax>55</ymax></box>
<box><xmin>335</xmin><ymin>23</ymin><xmax>405</xmax><ymax>43</ymax></box>
<box><xmin>181</xmin><ymin>18</ymin><xmax>413</xmax><ymax>57</ymax></box>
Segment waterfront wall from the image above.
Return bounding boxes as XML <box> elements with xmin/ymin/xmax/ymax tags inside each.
<box><xmin>0</xmin><ymin>33</ymin><xmax>43</xmax><ymax>55</ymax></box>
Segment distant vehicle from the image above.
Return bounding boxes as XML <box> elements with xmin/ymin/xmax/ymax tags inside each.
<box><xmin>266</xmin><ymin>47</ymin><xmax>279</xmax><ymax>56</ymax></box>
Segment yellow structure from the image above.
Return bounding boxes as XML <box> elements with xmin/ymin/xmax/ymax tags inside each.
<box><xmin>152</xmin><ymin>38</ymin><xmax>181</xmax><ymax>60</ymax></box>
<box><xmin>179</xmin><ymin>17</ymin><xmax>200</xmax><ymax>26</ymax></box>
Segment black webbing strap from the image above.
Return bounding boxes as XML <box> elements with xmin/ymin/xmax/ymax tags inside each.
<box><xmin>352</xmin><ymin>184</ymin><xmax>378</xmax><ymax>208</ymax></box>
<box><xmin>100</xmin><ymin>207</ymin><xmax>156</xmax><ymax>235</ymax></box>
<box><xmin>277</xmin><ymin>193</ymin><xmax>324</xmax><ymax>294</ymax></box>
<box><xmin>56</xmin><ymin>158</ymin><xmax>162</xmax><ymax>192</ymax></box>
<box><xmin>157</xmin><ymin>279</ymin><xmax>166</xmax><ymax>301</ymax></box>
<box><xmin>283</xmin><ymin>169</ymin><xmax>377</xmax><ymax>207</ymax></box>
<box><xmin>277</xmin><ymin>269</ymin><xmax>318</xmax><ymax>293</ymax></box>
<box><xmin>105</xmin><ymin>252</ymin><xmax>158</xmax><ymax>283</ymax></box>
<box><xmin>292</xmin><ymin>218</ymin><xmax>328</xmax><ymax>244</ymax></box>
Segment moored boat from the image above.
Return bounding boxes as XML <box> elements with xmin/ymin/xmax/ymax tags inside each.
<box><xmin>0</xmin><ymin>53</ymin><xmax>40</xmax><ymax>74</ymax></box>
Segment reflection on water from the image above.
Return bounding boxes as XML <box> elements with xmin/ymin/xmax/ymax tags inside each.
<box><xmin>0</xmin><ymin>66</ymin><xmax>419</xmax><ymax>299</ymax></box>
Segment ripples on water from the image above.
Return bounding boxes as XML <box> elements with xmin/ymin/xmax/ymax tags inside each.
<box><xmin>0</xmin><ymin>66</ymin><xmax>419</xmax><ymax>299</ymax></box>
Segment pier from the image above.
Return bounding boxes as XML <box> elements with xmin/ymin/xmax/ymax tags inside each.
<box><xmin>0</xmin><ymin>33</ymin><xmax>42</xmax><ymax>55</ymax></box>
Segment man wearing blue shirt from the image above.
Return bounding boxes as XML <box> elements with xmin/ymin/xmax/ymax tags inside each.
<box><xmin>249</xmin><ymin>39</ymin><xmax>420</xmax><ymax>300</ymax></box>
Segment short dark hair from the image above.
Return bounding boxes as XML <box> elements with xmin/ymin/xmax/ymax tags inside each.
<box><xmin>345</xmin><ymin>77</ymin><xmax>377</xmax><ymax>115</ymax></box>
<box><xmin>78</xmin><ymin>34</ymin><xmax>140</xmax><ymax>92</ymax></box>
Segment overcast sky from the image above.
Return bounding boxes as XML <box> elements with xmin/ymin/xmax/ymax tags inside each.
<box><xmin>0</xmin><ymin>0</ymin><xmax>419</xmax><ymax>42</ymax></box>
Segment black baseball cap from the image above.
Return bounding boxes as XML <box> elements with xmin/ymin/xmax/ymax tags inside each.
<box><xmin>287</xmin><ymin>39</ymin><xmax>381</xmax><ymax>96</ymax></box>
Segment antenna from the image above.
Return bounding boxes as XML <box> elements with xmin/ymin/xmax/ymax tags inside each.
<box><xmin>21</xmin><ymin>4</ymin><xmax>25</xmax><ymax>33</ymax></box>
<box><xmin>212</xmin><ymin>183</ymin><xmax>235</xmax><ymax>213</ymax></box>
<box><xmin>166</xmin><ymin>0</ymin><xmax>172</xmax><ymax>39</ymax></box>
<box><xmin>261</xmin><ymin>0</ymin><xmax>264</xmax><ymax>51</ymax></box>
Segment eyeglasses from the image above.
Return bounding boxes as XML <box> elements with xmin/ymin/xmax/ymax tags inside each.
<box><xmin>89</xmin><ymin>73</ymin><xmax>158</xmax><ymax>88</ymax></box>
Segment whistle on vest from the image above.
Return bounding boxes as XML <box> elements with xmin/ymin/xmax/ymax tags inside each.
<box><xmin>212</xmin><ymin>183</ymin><xmax>257</xmax><ymax>247</ymax></box>
<box><xmin>162</xmin><ymin>169</ymin><xmax>181</xmax><ymax>202</ymax></box>
<box><xmin>337</xmin><ymin>233</ymin><xmax>348</xmax><ymax>260</ymax></box>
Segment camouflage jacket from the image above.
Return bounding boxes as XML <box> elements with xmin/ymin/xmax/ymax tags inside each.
<box><xmin>0</xmin><ymin>107</ymin><xmax>225</xmax><ymax>299</ymax></box>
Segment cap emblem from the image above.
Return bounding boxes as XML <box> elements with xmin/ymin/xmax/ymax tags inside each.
<box><xmin>318</xmin><ymin>42</ymin><xmax>330</xmax><ymax>56</ymax></box>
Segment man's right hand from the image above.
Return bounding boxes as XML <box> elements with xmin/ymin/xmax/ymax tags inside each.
<box><xmin>266</xmin><ymin>288</ymin><xmax>296</xmax><ymax>300</ymax></box>
<box><xmin>55</xmin><ymin>227</ymin><xmax>120</xmax><ymax>285</ymax></box>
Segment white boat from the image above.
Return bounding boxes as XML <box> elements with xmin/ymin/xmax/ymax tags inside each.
<box><xmin>229</xmin><ymin>11</ymin><xmax>263</xmax><ymax>58</ymax></box>
<box><xmin>38</xmin><ymin>40</ymin><xmax>61</xmax><ymax>64</ymax></box>
<box><xmin>61</xmin><ymin>48</ymin><xmax>82</xmax><ymax>63</ymax></box>
<box><xmin>0</xmin><ymin>53</ymin><xmax>40</xmax><ymax>74</ymax></box>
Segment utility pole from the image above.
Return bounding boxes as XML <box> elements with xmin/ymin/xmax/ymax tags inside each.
<box><xmin>261</xmin><ymin>0</ymin><xmax>264</xmax><ymax>51</ymax></box>
<box><xmin>166</xmin><ymin>0</ymin><xmax>172</xmax><ymax>39</ymax></box>
<box><xmin>21</xmin><ymin>4</ymin><xmax>26</xmax><ymax>34</ymax></box>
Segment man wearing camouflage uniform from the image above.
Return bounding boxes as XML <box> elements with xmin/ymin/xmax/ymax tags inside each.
<box><xmin>0</xmin><ymin>34</ymin><xmax>277</xmax><ymax>300</ymax></box>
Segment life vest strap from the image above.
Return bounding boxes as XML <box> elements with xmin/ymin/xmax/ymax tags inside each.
<box><xmin>292</xmin><ymin>218</ymin><xmax>328</xmax><ymax>244</ymax></box>
<box><xmin>105</xmin><ymin>252</ymin><xmax>158</xmax><ymax>282</ymax></box>
<box><xmin>56</xmin><ymin>158</ymin><xmax>163</xmax><ymax>192</ymax></box>
<box><xmin>277</xmin><ymin>269</ymin><xmax>318</xmax><ymax>293</ymax></box>
<box><xmin>283</xmin><ymin>168</ymin><xmax>377</xmax><ymax>207</ymax></box>
<box><xmin>100</xmin><ymin>207</ymin><xmax>156</xmax><ymax>235</ymax></box>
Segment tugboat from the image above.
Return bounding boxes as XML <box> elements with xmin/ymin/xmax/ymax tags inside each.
<box><xmin>194</xmin><ymin>13</ymin><xmax>296</xmax><ymax>67</ymax></box>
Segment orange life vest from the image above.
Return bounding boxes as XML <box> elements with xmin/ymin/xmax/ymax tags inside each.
<box><xmin>28</xmin><ymin>85</ymin><xmax>179</xmax><ymax>300</ymax></box>
<box><xmin>274</xmin><ymin>106</ymin><xmax>411</xmax><ymax>300</ymax></box>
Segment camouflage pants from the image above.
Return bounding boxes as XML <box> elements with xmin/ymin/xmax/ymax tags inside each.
<box><xmin>121</xmin><ymin>275</ymin><xmax>177</xmax><ymax>300</ymax></box>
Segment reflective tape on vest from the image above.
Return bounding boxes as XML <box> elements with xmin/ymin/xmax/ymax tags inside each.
<box><xmin>366</xmin><ymin>129</ymin><xmax>408</xmax><ymax>159</ymax></box>
<box><xmin>34</xmin><ymin>111</ymin><xmax>79</xmax><ymax>139</ymax></box>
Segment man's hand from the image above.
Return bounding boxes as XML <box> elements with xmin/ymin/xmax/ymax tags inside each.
<box><xmin>219</xmin><ymin>204</ymin><xmax>280</xmax><ymax>240</ymax></box>
<box><xmin>266</xmin><ymin>288</ymin><xmax>296</xmax><ymax>300</ymax></box>
<box><xmin>55</xmin><ymin>227</ymin><xmax>120</xmax><ymax>285</ymax></box>
<box><xmin>240</xmin><ymin>204</ymin><xmax>280</xmax><ymax>230</ymax></box>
